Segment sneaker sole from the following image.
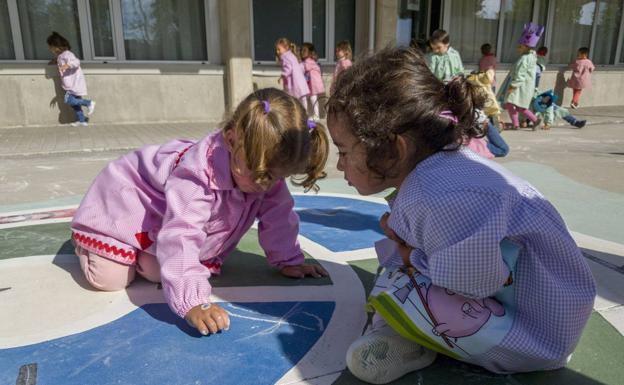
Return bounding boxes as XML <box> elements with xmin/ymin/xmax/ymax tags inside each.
<box><xmin>346</xmin><ymin>332</ymin><xmax>437</xmax><ymax>384</ymax></box>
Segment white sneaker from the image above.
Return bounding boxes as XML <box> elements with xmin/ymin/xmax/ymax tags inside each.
<box><xmin>346</xmin><ymin>319</ymin><xmax>437</xmax><ymax>384</ymax></box>
<box><xmin>70</xmin><ymin>121</ymin><xmax>88</xmax><ymax>127</ymax></box>
<box><xmin>87</xmin><ymin>101</ymin><xmax>96</xmax><ymax>116</ymax></box>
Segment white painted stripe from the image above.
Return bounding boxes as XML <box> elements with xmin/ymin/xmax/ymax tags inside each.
<box><xmin>0</xmin><ymin>217</ymin><xmax>72</xmax><ymax>230</ymax></box>
<box><xmin>0</xmin><ymin>205</ymin><xmax>78</xmax><ymax>217</ymax></box>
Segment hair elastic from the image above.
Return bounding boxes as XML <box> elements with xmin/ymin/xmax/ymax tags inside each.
<box><xmin>307</xmin><ymin>118</ymin><xmax>317</xmax><ymax>132</ymax></box>
<box><xmin>262</xmin><ymin>100</ymin><xmax>270</xmax><ymax>114</ymax></box>
<box><xmin>439</xmin><ymin>110</ymin><xmax>458</xmax><ymax>125</ymax></box>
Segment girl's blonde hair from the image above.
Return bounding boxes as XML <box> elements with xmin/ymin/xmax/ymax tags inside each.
<box><xmin>336</xmin><ymin>40</ymin><xmax>352</xmax><ymax>60</ymax></box>
<box><xmin>224</xmin><ymin>88</ymin><xmax>329</xmax><ymax>192</ymax></box>
<box><xmin>276</xmin><ymin>37</ymin><xmax>301</xmax><ymax>61</ymax></box>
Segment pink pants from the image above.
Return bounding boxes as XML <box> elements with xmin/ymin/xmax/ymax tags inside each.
<box><xmin>75</xmin><ymin>245</ymin><xmax>161</xmax><ymax>291</ymax></box>
<box><xmin>505</xmin><ymin>103</ymin><xmax>538</xmax><ymax>127</ymax></box>
<box><xmin>572</xmin><ymin>89</ymin><xmax>582</xmax><ymax>105</ymax></box>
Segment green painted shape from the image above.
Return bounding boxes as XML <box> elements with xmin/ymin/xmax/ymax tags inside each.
<box><xmin>338</xmin><ymin>258</ymin><xmax>624</xmax><ymax>385</ymax></box>
<box><xmin>503</xmin><ymin>161</ymin><xmax>624</xmax><ymax>244</ymax></box>
<box><xmin>348</xmin><ymin>259</ymin><xmax>381</xmax><ymax>298</ymax></box>
<box><xmin>0</xmin><ymin>222</ymin><xmax>74</xmax><ymax>259</ymax></box>
<box><xmin>0</xmin><ymin>222</ymin><xmax>331</xmax><ymax>287</ymax></box>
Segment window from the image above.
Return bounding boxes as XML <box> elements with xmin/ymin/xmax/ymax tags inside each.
<box><xmin>120</xmin><ymin>0</ymin><xmax>207</xmax><ymax>61</ymax></box>
<box><xmin>0</xmin><ymin>0</ymin><xmax>14</xmax><ymax>59</ymax></box>
<box><xmin>549</xmin><ymin>0</ymin><xmax>594</xmax><ymax>64</ymax></box>
<box><xmin>312</xmin><ymin>0</ymin><xmax>326</xmax><ymax>58</ymax></box>
<box><xmin>252</xmin><ymin>0</ymin><xmax>303</xmax><ymax>62</ymax></box>
<box><xmin>334</xmin><ymin>0</ymin><xmax>355</xmax><ymax>52</ymax></box>
<box><xmin>593</xmin><ymin>0</ymin><xmax>622</xmax><ymax>64</ymax></box>
<box><xmin>449</xmin><ymin>0</ymin><xmax>500</xmax><ymax>63</ymax></box>
<box><xmin>90</xmin><ymin>0</ymin><xmax>115</xmax><ymax>57</ymax></box>
<box><xmin>500</xmin><ymin>0</ymin><xmax>538</xmax><ymax>63</ymax></box>
<box><xmin>252</xmin><ymin>0</ymin><xmax>356</xmax><ymax>62</ymax></box>
<box><xmin>18</xmin><ymin>0</ymin><xmax>83</xmax><ymax>60</ymax></box>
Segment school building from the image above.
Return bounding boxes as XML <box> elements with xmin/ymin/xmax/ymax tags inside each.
<box><xmin>1</xmin><ymin>0</ymin><xmax>624</xmax><ymax>127</ymax></box>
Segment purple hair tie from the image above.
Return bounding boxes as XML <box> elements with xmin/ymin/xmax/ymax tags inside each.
<box><xmin>262</xmin><ymin>100</ymin><xmax>270</xmax><ymax>114</ymax></box>
<box><xmin>307</xmin><ymin>118</ymin><xmax>317</xmax><ymax>132</ymax></box>
<box><xmin>439</xmin><ymin>110</ymin><xmax>458</xmax><ymax>125</ymax></box>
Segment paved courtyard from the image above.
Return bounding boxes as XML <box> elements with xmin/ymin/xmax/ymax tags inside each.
<box><xmin>1</xmin><ymin>106</ymin><xmax>623</xmax><ymax>384</ymax></box>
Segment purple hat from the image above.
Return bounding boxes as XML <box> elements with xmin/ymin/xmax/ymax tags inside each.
<box><xmin>518</xmin><ymin>22</ymin><xmax>545</xmax><ymax>48</ymax></box>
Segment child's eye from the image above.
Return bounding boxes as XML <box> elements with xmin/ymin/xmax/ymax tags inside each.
<box><xmin>337</xmin><ymin>151</ymin><xmax>347</xmax><ymax>157</ymax></box>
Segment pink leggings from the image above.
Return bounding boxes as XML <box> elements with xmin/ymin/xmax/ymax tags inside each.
<box><xmin>76</xmin><ymin>245</ymin><xmax>161</xmax><ymax>291</ymax></box>
<box><xmin>572</xmin><ymin>88</ymin><xmax>582</xmax><ymax>105</ymax></box>
<box><xmin>505</xmin><ymin>103</ymin><xmax>537</xmax><ymax>127</ymax></box>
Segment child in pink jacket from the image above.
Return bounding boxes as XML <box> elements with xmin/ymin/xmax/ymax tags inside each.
<box><xmin>567</xmin><ymin>47</ymin><xmax>595</xmax><ymax>109</ymax></box>
<box><xmin>331</xmin><ymin>40</ymin><xmax>353</xmax><ymax>95</ymax></box>
<box><xmin>276</xmin><ymin>38</ymin><xmax>310</xmax><ymax>103</ymax></box>
<box><xmin>479</xmin><ymin>43</ymin><xmax>497</xmax><ymax>91</ymax></box>
<box><xmin>47</xmin><ymin>32</ymin><xmax>95</xmax><ymax>127</ymax></box>
<box><xmin>301</xmin><ymin>42</ymin><xmax>325</xmax><ymax>121</ymax></box>
<box><xmin>71</xmin><ymin>88</ymin><xmax>329</xmax><ymax>336</ymax></box>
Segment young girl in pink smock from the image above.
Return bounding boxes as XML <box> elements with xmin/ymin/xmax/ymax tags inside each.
<box><xmin>567</xmin><ymin>47</ymin><xmax>595</xmax><ymax>109</ymax></box>
<box><xmin>47</xmin><ymin>32</ymin><xmax>95</xmax><ymax>127</ymax></box>
<box><xmin>301</xmin><ymin>42</ymin><xmax>325</xmax><ymax>121</ymax></box>
<box><xmin>276</xmin><ymin>38</ymin><xmax>310</xmax><ymax>103</ymax></box>
<box><xmin>71</xmin><ymin>88</ymin><xmax>329</xmax><ymax>336</ymax></box>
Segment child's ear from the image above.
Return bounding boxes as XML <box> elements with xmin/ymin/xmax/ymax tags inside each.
<box><xmin>395</xmin><ymin>135</ymin><xmax>411</xmax><ymax>164</ymax></box>
<box><xmin>223</xmin><ymin>129</ymin><xmax>237</xmax><ymax>150</ymax></box>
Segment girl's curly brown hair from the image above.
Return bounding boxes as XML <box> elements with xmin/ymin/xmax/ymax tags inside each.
<box><xmin>327</xmin><ymin>46</ymin><xmax>485</xmax><ymax>181</ymax></box>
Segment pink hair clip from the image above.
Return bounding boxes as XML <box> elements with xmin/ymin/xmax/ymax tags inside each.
<box><xmin>262</xmin><ymin>100</ymin><xmax>270</xmax><ymax>114</ymax></box>
<box><xmin>439</xmin><ymin>110</ymin><xmax>458</xmax><ymax>125</ymax></box>
<box><xmin>307</xmin><ymin>118</ymin><xmax>317</xmax><ymax>132</ymax></box>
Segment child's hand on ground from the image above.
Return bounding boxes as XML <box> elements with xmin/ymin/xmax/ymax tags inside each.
<box><xmin>280</xmin><ymin>263</ymin><xmax>329</xmax><ymax>279</ymax></box>
<box><xmin>380</xmin><ymin>212</ymin><xmax>413</xmax><ymax>267</ymax></box>
<box><xmin>185</xmin><ymin>303</ymin><xmax>230</xmax><ymax>335</ymax></box>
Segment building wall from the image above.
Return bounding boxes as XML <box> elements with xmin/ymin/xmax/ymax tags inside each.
<box><xmin>0</xmin><ymin>64</ymin><xmax>226</xmax><ymax>127</ymax></box>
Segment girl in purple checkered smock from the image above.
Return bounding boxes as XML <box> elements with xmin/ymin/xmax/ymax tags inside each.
<box><xmin>71</xmin><ymin>88</ymin><xmax>330</xmax><ymax>336</ymax></box>
<box><xmin>327</xmin><ymin>47</ymin><xmax>596</xmax><ymax>384</ymax></box>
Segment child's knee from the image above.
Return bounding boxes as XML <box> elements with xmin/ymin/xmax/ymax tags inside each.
<box><xmin>76</xmin><ymin>247</ymin><xmax>135</xmax><ymax>291</ymax></box>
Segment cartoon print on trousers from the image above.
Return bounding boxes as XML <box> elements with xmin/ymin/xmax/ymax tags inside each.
<box><xmin>393</xmin><ymin>270</ymin><xmax>507</xmax><ymax>348</ymax></box>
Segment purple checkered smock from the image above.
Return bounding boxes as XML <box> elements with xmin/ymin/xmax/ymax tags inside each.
<box><xmin>386</xmin><ymin>147</ymin><xmax>596</xmax><ymax>373</ymax></box>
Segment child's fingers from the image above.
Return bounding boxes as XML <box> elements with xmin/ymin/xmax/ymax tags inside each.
<box><xmin>193</xmin><ymin>317</ymin><xmax>211</xmax><ymax>336</ymax></box>
<box><xmin>212</xmin><ymin>312</ymin><xmax>228</xmax><ymax>331</ymax></box>
<box><xmin>313</xmin><ymin>264</ymin><xmax>329</xmax><ymax>277</ymax></box>
<box><xmin>202</xmin><ymin>314</ymin><xmax>219</xmax><ymax>334</ymax></box>
<box><xmin>304</xmin><ymin>265</ymin><xmax>321</xmax><ymax>278</ymax></box>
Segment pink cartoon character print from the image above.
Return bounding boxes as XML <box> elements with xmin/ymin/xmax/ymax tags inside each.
<box><xmin>393</xmin><ymin>271</ymin><xmax>506</xmax><ymax>347</ymax></box>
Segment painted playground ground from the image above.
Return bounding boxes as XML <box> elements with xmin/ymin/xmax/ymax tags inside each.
<box><xmin>1</xmin><ymin>190</ymin><xmax>623</xmax><ymax>385</ymax></box>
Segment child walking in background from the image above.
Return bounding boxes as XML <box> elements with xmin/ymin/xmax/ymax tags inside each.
<box><xmin>330</xmin><ymin>40</ymin><xmax>353</xmax><ymax>94</ymax></box>
<box><xmin>301</xmin><ymin>43</ymin><xmax>325</xmax><ymax>121</ymax></box>
<box><xmin>498</xmin><ymin>23</ymin><xmax>544</xmax><ymax>130</ymax></box>
<box><xmin>568</xmin><ymin>47</ymin><xmax>595</xmax><ymax>109</ymax></box>
<box><xmin>71</xmin><ymin>88</ymin><xmax>330</xmax><ymax>336</ymax></box>
<box><xmin>478</xmin><ymin>43</ymin><xmax>497</xmax><ymax>90</ymax></box>
<box><xmin>535</xmin><ymin>46</ymin><xmax>548</xmax><ymax>88</ymax></box>
<box><xmin>533</xmin><ymin>89</ymin><xmax>586</xmax><ymax>129</ymax></box>
<box><xmin>327</xmin><ymin>47</ymin><xmax>595</xmax><ymax>383</ymax></box>
<box><xmin>275</xmin><ymin>38</ymin><xmax>310</xmax><ymax>103</ymax></box>
<box><xmin>47</xmin><ymin>32</ymin><xmax>95</xmax><ymax>127</ymax></box>
<box><xmin>425</xmin><ymin>29</ymin><xmax>464</xmax><ymax>82</ymax></box>
<box><xmin>467</xmin><ymin>70</ymin><xmax>509</xmax><ymax>157</ymax></box>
